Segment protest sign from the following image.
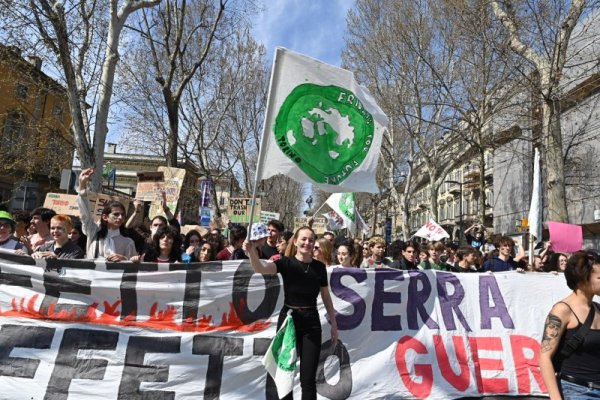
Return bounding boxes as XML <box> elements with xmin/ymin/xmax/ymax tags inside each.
<box><xmin>135</xmin><ymin>171</ymin><xmax>165</xmax><ymax>201</ymax></box>
<box><xmin>260</xmin><ymin>211</ymin><xmax>281</xmax><ymax>225</ymax></box>
<box><xmin>43</xmin><ymin>193</ymin><xmax>80</xmax><ymax>215</ymax></box>
<box><xmin>228</xmin><ymin>198</ymin><xmax>261</xmax><ymax>223</ymax></box>
<box><xmin>293</xmin><ymin>216</ymin><xmax>326</xmax><ymax>235</ymax></box>
<box><xmin>293</xmin><ymin>217</ymin><xmax>306</xmax><ymax>233</ymax></box>
<box><xmin>414</xmin><ymin>219</ymin><xmax>450</xmax><ymax>241</ymax></box>
<box><xmin>0</xmin><ymin>252</ymin><xmax>564</xmax><ymax>399</ymax></box>
<box><xmin>200</xmin><ymin>207</ymin><xmax>212</xmax><ymax>227</ymax></box>
<box><xmin>91</xmin><ymin>193</ymin><xmax>131</xmax><ymax>220</ymax></box>
<box><xmin>43</xmin><ymin>193</ymin><xmax>130</xmax><ymax>222</ymax></box>
<box><xmin>548</xmin><ymin>221</ymin><xmax>583</xmax><ymax>253</ymax></box>
<box><xmin>148</xmin><ymin>167</ymin><xmax>186</xmax><ymax>219</ymax></box>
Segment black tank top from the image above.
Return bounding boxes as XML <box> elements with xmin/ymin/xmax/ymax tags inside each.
<box><xmin>559</xmin><ymin>304</ymin><xmax>600</xmax><ymax>382</ymax></box>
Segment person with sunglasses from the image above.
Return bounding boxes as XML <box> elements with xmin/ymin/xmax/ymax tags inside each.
<box><xmin>313</xmin><ymin>237</ymin><xmax>333</xmax><ymax>267</ymax></box>
<box><xmin>77</xmin><ymin>168</ymin><xmax>136</xmax><ymax>261</ymax></box>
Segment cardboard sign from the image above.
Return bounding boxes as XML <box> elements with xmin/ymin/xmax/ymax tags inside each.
<box><xmin>43</xmin><ymin>193</ymin><xmax>80</xmax><ymax>215</ymax></box>
<box><xmin>135</xmin><ymin>171</ymin><xmax>165</xmax><ymax>201</ymax></box>
<box><xmin>149</xmin><ymin>167</ymin><xmax>186</xmax><ymax>219</ymax></box>
<box><xmin>92</xmin><ymin>193</ymin><xmax>131</xmax><ymax>220</ymax></box>
<box><xmin>44</xmin><ymin>192</ymin><xmax>130</xmax><ymax>222</ymax></box>
<box><xmin>293</xmin><ymin>216</ymin><xmax>327</xmax><ymax>235</ymax></box>
<box><xmin>260</xmin><ymin>211</ymin><xmax>281</xmax><ymax>225</ymax></box>
<box><xmin>228</xmin><ymin>198</ymin><xmax>261</xmax><ymax>223</ymax></box>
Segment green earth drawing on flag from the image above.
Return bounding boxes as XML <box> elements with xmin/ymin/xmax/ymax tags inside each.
<box><xmin>339</xmin><ymin>193</ymin><xmax>356</xmax><ymax>222</ymax></box>
<box><xmin>274</xmin><ymin>83</ymin><xmax>375</xmax><ymax>184</ymax></box>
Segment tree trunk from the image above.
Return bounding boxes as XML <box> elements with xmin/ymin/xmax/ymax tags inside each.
<box><xmin>427</xmin><ymin>166</ymin><xmax>439</xmax><ymax>221</ymax></box>
<box><xmin>541</xmin><ymin>97</ymin><xmax>569</xmax><ymax>222</ymax></box>
<box><xmin>166</xmin><ymin>96</ymin><xmax>179</xmax><ymax>167</ymax></box>
<box><xmin>478</xmin><ymin>149</ymin><xmax>487</xmax><ymax>225</ymax></box>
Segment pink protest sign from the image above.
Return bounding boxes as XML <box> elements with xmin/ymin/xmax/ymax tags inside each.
<box><xmin>548</xmin><ymin>221</ymin><xmax>583</xmax><ymax>253</ymax></box>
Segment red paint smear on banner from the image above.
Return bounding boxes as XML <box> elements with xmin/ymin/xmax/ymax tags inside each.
<box><xmin>0</xmin><ymin>294</ymin><xmax>270</xmax><ymax>333</ymax></box>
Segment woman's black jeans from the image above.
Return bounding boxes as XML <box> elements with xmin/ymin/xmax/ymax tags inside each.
<box><xmin>267</xmin><ymin>305</ymin><xmax>322</xmax><ymax>400</ymax></box>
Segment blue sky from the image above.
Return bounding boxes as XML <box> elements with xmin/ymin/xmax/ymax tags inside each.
<box><xmin>251</xmin><ymin>1</ymin><xmax>355</xmax><ymax>201</ymax></box>
<box><xmin>252</xmin><ymin>0</ymin><xmax>354</xmax><ymax>66</ymax></box>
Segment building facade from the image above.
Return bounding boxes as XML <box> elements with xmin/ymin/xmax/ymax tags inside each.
<box><xmin>0</xmin><ymin>44</ymin><xmax>73</xmax><ymax>211</ymax></box>
<box><xmin>386</xmin><ymin>10</ymin><xmax>600</xmax><ymax>245</ymax></box>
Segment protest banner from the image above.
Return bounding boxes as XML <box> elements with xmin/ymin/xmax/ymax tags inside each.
<box><xmin>228</xmin><ymin>198</ymin><xmax>261</xmax><ymax>223</ymax></box>
<box><xmin>260</xmin><ymin>211</ymin><xmax>281</xmax><ymax>225</ymax></box>
<box><xmin>0</xmin><ymin>252</ymin><xmax>563</xmax><ymax>399</ymax></box>
<box><xmin>148</xmin><ymin>167</ymin><xmax>186</xmax><ymax>219</ymax></box>
<box><xmin>135</xmin><ymin>171</ymin><xmax>165</xmax><ymax>201</ymax></box>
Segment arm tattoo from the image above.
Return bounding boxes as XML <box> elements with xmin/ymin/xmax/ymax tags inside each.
<box><xmin>541</xmin><ymin>313</ymin><xmax>562</xmax><ymax>353</ymax></box>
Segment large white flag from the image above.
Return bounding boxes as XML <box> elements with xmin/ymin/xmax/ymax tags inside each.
<box><xmin>414</xmin><ymin>219</ymin><xmax>450</xmax><ymax>241</ymax></box>
<box><xmin>528</xmin><ymin>148</ymin><xmax>542</xmax><ymax>241</ymax></box>
<box><xmin>256</xmin><ymin>48</ymin><xmax>388</xmax><ymax>193</ymax></box>
<box><xmin>262</xmin><ymin>310</ymin><xmax>297</xmax><ymax>398</ymax></box>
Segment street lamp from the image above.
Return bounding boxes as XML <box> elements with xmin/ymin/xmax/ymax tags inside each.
<box><xmin>445</xmin><ymin>180</ymin><xmax>463</xmax><ymax>245</ymax></box>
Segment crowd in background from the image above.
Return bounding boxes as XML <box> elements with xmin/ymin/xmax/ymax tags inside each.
<box><xmin>0</xmin><ymin>197</ymin><xmax>573</xmax><ymax>276</ymax></box>
<box><xmin>0</xmin><ymin>168</ymin><xmax>579</xmax><ymax>271</ymax></box>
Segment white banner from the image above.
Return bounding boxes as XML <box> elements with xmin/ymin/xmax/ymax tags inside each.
<box><xmin>0</xmin><ymin>252</ymin><xmax>566</xmax><ymax>399</ymax></box>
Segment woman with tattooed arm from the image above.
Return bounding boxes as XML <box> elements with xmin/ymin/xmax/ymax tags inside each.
<box><xmin>539</xmin><ymin>251</ymin><xmax>600</xmax><ymax>399</ymax></box>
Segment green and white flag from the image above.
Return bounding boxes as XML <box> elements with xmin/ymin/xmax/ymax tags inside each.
<box><xmin>262</xmin><ymin>310</ymin><xmax>297</xmax><ymax>398</ymax></box>
<box><xmin>256</xmin><ymin>48</ymin><xmax>388</xmax><ymax>193</ymax></box>
<box><xmin>326</xmin><ymin>193</ymin><xmax>356</xmax><ymax>229</ymax></box>
<box><xmin>326</xmin><ymin>192</ymin><xmax>369</xmax><ymax>234</ymax></box>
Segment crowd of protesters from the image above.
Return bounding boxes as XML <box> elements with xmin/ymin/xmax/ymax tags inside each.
<box><xmin>1</xmin><ymin>168</ymin><xmax>598</xmax><ymax>400</ymax></box>
<box><xmin>0</xmin><ymin>169</ymin><xmax>585</xmax><ymax>274</ymax></box>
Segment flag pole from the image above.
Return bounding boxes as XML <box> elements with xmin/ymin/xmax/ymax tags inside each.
<box><xmin>311</xmin><ymin>201</ymin><xmax>327</xmax><ymax>217</ymax></box>
<box><xmin>529</xmin><ymin>233</ymin><xmax>534</xmax><ymax>267</ymax></box>
<box><xmin>247</xmin><ymin>49</ymin><xmax>282</xmax><ymax>238</ymax></box>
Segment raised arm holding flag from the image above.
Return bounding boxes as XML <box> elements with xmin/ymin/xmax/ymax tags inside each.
<box><xmin>245</xmin><ymin>47</ymin><xmax>387</xmax><ymax>398</ymax></box>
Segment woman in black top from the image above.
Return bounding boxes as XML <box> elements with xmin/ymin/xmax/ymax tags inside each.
<box><xmin>539</xmin><ymin>251</ymin><xmax>600</xmax><ymax>399</ymax></box>
<box><xmin>245</xmin><ymin>226</ymin><xmax>338</xmax><ymax>400</ymax></box>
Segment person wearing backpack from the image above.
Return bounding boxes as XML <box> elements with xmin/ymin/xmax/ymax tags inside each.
<box><xmin>539</xmin><ymin>251</ymin><xmax>600</xmax><ymax>399</ymax></box>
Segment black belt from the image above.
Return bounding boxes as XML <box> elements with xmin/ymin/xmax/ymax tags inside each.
<box><xmin>561</xmin><ymin>374</ymin><xmax>600</xmax><ymax>390</ymax></box>
<box><xmin>284</xmin><ymin>304</ymin><xmax>316</xmax><ymax>310</ymax></box>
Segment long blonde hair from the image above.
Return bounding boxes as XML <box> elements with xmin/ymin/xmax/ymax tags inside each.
<box><xmin>315</xmin><ymin>237</ymin><xmax>333</xmax><ymax>266</ymax></box>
